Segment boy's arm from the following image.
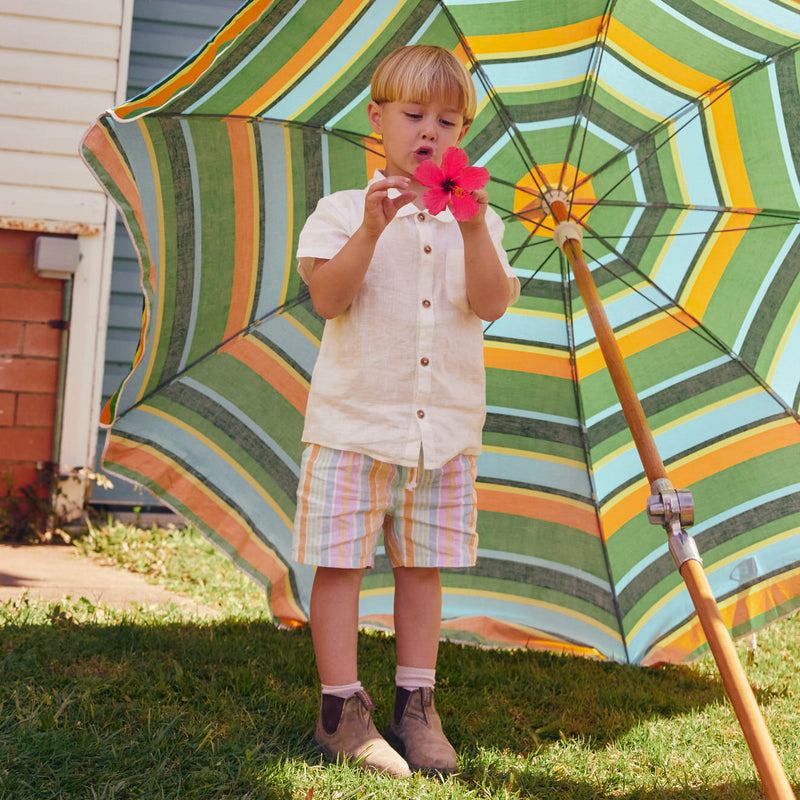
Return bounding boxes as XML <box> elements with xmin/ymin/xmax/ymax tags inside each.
<box><xmin>308</xmin><ymin>176</ymin><xmax>415</xmax><ymax>319</ymax></box>
<box><xmin>458</xmin><ymin>189</ymin><xmax>513</xmax><ymax>322</ymax></box>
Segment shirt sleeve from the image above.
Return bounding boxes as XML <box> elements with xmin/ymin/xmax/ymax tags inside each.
<box><xmin>296</xmin><ymin>192</ymin><xmax>360</xmax><ymax>284</ymax></box>
<box><xmin>486</xmin><ymin>206</ymin><xmax>521</xmax><ymax>307</ymax></box>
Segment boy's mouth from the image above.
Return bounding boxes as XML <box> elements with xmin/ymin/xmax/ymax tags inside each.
<box><xmin>414</xmin><ymin>147</ymin><xmax>433</xmax><ymax>162</ymax></box>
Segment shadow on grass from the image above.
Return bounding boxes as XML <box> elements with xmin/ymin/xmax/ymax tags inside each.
<box><xmin>462</xmin><ymin>774</ymin><xmax>781</xmax><ymax>800</ymax></box>
<box><xmin>0</xmin><ymin>608</ymin><xmax>786</xmax><ymax>800</ymax></box>
<box><xmin>433</xmin><ymin>635</ymin><xmax>726</xmax><ymax>751</ymax></box>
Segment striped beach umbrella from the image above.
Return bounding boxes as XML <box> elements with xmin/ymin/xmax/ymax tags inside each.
<box><xmin>82</xmin><ymin>1</ymin><xmax>800</xmax><ymax>668</ymax></box>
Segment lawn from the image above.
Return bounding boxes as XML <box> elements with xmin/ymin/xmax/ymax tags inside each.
<box><xmin>1</xmin><ymin>521</ymin><xmax>798</xmax><ymax>799</ymax></box>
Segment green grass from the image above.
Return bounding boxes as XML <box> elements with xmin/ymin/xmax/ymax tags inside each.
<box><xmin>1</xmin><ymin>522</ymin><xmax>798</xmax><ymax>799</ymax></box>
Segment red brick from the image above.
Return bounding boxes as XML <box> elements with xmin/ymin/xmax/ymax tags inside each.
<box><xmin>0</xmin><ymin>287</ymin><xmax>63</xmax><ymax>323</ymax></box>
<box><xmin>0</xmin><ymin>463</ymin><xmax>41</xmax><ymax>495</ymax></box>
<box><xmin>0</xmin><ymin>229</ymin><xmax>36</xmax><ymax>254</ymax></box>
<box><xmin>0</xmin><ymin>391</ymin><xmax>14</xmax><ymax>426</ymax></box>
<box><xmin>0</xmin><ymin>321</ymin><xmax>23</xmax><ymax>355</ymax></box>
<box><xmin>22</xmin><ymin>323</ymin><xmax>63</xmax><ymax>358</ymax></box>
<box><xmin>0</xmin><ymin>251</ymin><xmax>32</xmax><ymax>286</ymax></box>
<box><xmin>0</xmin><ymin>253</ymin><xmax>66</xmax><ymax>292</ymax></box>
<box><xmin>29</xmin><ymin>272</ymin><xmax>64</xmax><ymax>290</ymax></box>
<box><xmin>0</xmin><ymin>357</ymin><xmax>59</xmax><ymax>393</ymax></box>
<box><xmin>16</xmin><ymin>392</ymin><xmax>56</xmax><ymax>427</ymax></box>
<box><xmin>0</xmin><ymin>427</ymin><xmax>53</xmax><ymax>463</ymax></box>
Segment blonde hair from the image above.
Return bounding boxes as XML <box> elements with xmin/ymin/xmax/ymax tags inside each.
<box><xmin>370</xmin><ymin>45</ymin><xmax>477</xmax><ymax>125</ymax></box>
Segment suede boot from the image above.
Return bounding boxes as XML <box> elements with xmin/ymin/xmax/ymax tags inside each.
<box><xmin>389</xmin><ymin>687</ymin><xmax>458</xmax><ymax>774</ymax></box>
<box><xmin>313</xmin><ymin>690</ymin><xmax>411</xmax><ymax>778</ymax></box>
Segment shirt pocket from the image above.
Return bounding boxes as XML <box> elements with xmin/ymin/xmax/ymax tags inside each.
<box><xmin>445</xmin><ymin>249</ymin><xmax>471</xmax><ymax>313</ymax></box>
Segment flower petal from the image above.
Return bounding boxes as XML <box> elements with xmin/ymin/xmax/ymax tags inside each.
<box><xmin>423</xmin><ymin>186</ymin><xmax>451</xmax><ymax>216</ymax></box>
<box><xmin>440</xmin><ymin>146</ymin><xmax>468</xmax><ymax>179</ymax></box>
<box><xmin>456</xmin><ymin>165</ymin><xmax>490</xmax><ymax>192</ymax></box>
<box><xmin>449</xmin><ymin>191</ymin><xmax>480</xmax><ymax>220</ymax></box>
<box><xmin>416</xmin><ymin>147</ymin><xmax>491</xmax><ymax>218</ymax></box>
<box><xmin>413</xmin><ymin>159</ymin><xmax>444</xmax><ymax>188</ymax></box>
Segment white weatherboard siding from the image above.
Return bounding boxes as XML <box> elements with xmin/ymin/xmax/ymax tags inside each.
<box><xmin>0</xmin><ymin>2</ymin><xmax>133</xmax><ymax>478</ymax></box>
<box><xmin>0</xmin><ymin>3</ymin><xmax>132</xmax><ymax>227</ymax></box>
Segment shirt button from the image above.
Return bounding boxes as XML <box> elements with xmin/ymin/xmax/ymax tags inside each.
<box><xmin>417</xmin><ymin>212</ymin><xmax>426</xmax><ymax>222</ymax></box>
<box><xmin>420</xmin><ymin>357</ymin><xmax>429</xmax><ymax>366</ymax></box>
<box><xmin>422</xmin><ymin>299</ymin><xmax>431</xmax><ymax>308</ymax></box>
<box><xmin>423</xmin><ymin>245</ymin><xmax>432</xmax><ymax>254</ymax></box>
<box><xmin>417</xmin><ymin>409</ymin><xmax>425</xmax><ymax>419</ymax></box>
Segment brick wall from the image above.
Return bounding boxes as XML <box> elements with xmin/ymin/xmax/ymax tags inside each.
<box><xmin>0</xmin><ymin>229</ymin><xmax>67</xmax><ymax>496</ymax></box>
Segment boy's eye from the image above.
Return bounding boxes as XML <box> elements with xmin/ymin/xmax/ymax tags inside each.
<box><xmin>405</xmin><ymin>113</ymin><xmax>422</xmax><ymax>120</ymax></box>
<box><xmin>440</xmin><ymin>119</ymin><xmax>456</xmax><ymax>127</ymax></box>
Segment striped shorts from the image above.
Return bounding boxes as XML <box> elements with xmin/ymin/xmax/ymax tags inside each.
<box><xmin>292</xmin><ymin>444</ymin><xmax>478</xmax><ymax>569</ymax></box>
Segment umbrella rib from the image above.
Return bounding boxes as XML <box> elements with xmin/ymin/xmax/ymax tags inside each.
<box><xmin>559</xmin><ymin>245</ymin><xmax>630</xmax><ymax>663</ymax></box>
<box><xmin>600</xmin><ymin>219</ymin><xmax>800</xmax><ymax>240</ymax></box>
<box><xmin>562</xmin><ymin>0</ymin><xmax>617</xmax><ymax>216</ymax></box>
<box><xmin>574</xmin><ymin>199</ymin><xmax>800</xmax><ymax>220</ymax></box>
<box><xmin>578</xmin><ymin>222</ymin><xmax>800</xmax><ymax>423</ymax></box>
<box><xmin>574</xmin><ymin>90</ymin><xmax>716</xmax><ymax>224</ymax></box>
<box><xmin>495</xmin><ymin>195</ymin><xmax>800</xmax><ymax>241</ymax></box>
<box><xmin>507</xmin><ymin>226</ymin><xmax>551</xmax><ymax>266</ymax></box>
<box><xmin>572</xmin><ymin>39</ymin><xmax>800</xmax><ymax>214</ymax></box>
<box><xmin>437</xmin><ymin>0</ymin><xmax>549</xmax><ymax>195</ymax></box>
<box><xmin>482</xmin><ymin>235</ymin><xmax>560</xmax><ymax>338</ymax></box>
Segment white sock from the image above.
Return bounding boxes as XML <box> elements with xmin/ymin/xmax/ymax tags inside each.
<box><xmin>395</xmin><ymin>666</ymin><xmax>436</xmax><ymax>691</ymax></box>
<box><xmin>320</xmin><ymin>680</ymin><xmax>363</xmax><ymax>699</ymax></box>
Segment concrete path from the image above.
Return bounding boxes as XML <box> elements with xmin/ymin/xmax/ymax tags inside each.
<box><xmin>0</xmin><ymin>543</ymin><xmax>220</xmax><ymax>616</ymax></box>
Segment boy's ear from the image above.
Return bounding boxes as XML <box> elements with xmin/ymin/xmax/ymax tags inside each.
<box><xmin>367</xmin><ymin>101</ymin><xmax>382</xmax><ymax>135</ymax></box>
<box><xmin>457</xmin><ymin>122</ymin><xmax>471</xmax><ymax>145</ymax></box>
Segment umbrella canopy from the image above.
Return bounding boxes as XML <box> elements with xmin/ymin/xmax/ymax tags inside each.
<box><xmin>82</xmin><ymin>0</ymin><xmax>800</xmax><ymax>667</ymax></box>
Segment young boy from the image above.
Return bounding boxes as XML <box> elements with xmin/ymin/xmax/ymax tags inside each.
<box><xmin>292</xmin><ymin>45</ymin><xmax>520</xmax><ymax>777</ymax></box>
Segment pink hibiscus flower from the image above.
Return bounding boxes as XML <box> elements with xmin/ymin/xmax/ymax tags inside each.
<box><xmin>413</xmin><ymin>146</ymin><xmax>490</xmax><ymax>220</ymax></box>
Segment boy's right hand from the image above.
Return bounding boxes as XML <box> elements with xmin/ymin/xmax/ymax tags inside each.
<box><xmin>307</xmin><ymin>176</ymin><xmax>415</xmax><ymax>318</ymax></box>
<box><xmin>362</xmin><ymin>176</ymin><xmax>416</xmax><ymax>238</ymax></box>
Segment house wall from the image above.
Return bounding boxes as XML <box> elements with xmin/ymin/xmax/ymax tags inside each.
<box><xmin>0</xmin><ymin>2</ymin><xmax>133</xmax><ymax>503</ymax></box>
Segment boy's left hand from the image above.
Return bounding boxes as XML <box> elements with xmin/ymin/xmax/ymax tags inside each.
<box><xmin>456</xmin><ymin>188</ymin><xmax>511</xmax><ymax>321</ymax></box>
<box><xmin>456</xmin><ymin>188</ymin><xmax>489</xmax><ymax>229</ymax></box>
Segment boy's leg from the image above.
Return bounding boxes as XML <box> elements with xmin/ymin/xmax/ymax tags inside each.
<box><xmin>383</xmin><ymin>454</ymin><xmax>477</xmax><ymax>775</ymax></box>
<box><xmin>393</xmin><ymin>566</ymin><xmax>441</xmax><ymax>668</ymax></box>
<box><xmin>310</xmin><ymin>565</ymin><xmax>411</xmax><ymax>778</ymax></box>
<box><xmin>391</xmin><ymin>566</ymin><xmax>458</xmax><ymax>774</ymax></box>
<box><xmin>310</xmin><ymin>566</ymin><xmax>363</xmax><ymax>685</ymax></box>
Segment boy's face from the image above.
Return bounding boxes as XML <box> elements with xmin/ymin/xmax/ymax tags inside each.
<box><xmin>367</xmin><ymin>99</ymin><xmax>469</xmax><ymax>186</ymax></box>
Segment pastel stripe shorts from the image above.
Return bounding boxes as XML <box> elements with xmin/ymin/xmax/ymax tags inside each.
<box><xmin>292</xmin><ymin>444</ymin><xmax>478</xmax><ymax>569</ymax></box>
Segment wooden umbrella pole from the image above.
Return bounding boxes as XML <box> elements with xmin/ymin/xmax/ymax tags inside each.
<box><xmin>682</xmin><ymin>559</ymin><xmax>795</xmax><ymax>799</ymax></box>
<box><xmin>548</xmin><ymin>198</ymin><xmax>795</xmax><ymax>800</ymax></box>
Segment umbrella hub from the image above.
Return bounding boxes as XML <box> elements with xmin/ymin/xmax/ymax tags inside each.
<box><xmin>541</xmin><ymin>188</ymin><xmax>570</xmax><ymax>218</ymax></box>
<box><xmin>540</xmin><ymin>189</ymin><xmax>584</xmax><ymax>253</ymax></box>
<box><xmin>513</xmin><ymin>165</ymin><xmax>597</xmax><ymax>234</ymax></box>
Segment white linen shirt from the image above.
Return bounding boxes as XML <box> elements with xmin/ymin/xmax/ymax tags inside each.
<box><xmin>296</xmin><ymin>172</ymin><xmax>520</xmax><ymax>470</ymax></box>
